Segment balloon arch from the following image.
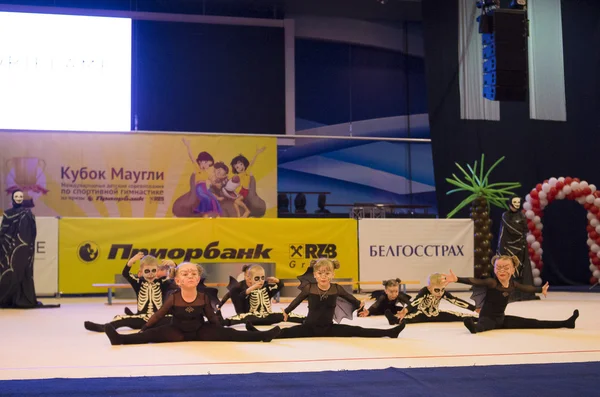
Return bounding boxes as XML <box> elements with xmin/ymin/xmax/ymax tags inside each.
<box><xmin>524</xmin><ymin>177</ymin><xmax>600</xmax><ymax>286</ymax></box>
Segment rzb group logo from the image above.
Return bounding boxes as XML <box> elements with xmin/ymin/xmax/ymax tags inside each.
<box><xmin>77</xmin><ymin>241</ymin><xmax>100</xmax><ymax>263</ymax></box>
<box><xmin>289</xmin><ymin>244</ymin><xmax>337</xmax><ymax>259</ymax></box>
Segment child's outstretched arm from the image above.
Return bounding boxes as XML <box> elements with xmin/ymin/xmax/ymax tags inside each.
<box><xmin>443</xmin><ymin>291</ymin><xmax>477</xmax><ymax>312</ymax></box>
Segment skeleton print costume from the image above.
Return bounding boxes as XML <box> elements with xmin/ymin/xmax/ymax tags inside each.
<box><xmin>224</xmin><ymin>280</ymin><xmax>305</xmax><ymax>326</ymax></box>
<box><xmin>84</xmin><ymin>263</ymin><xmax>171</xmax><ymax>332</ymax></box>
<box><xmin>398</xmin><ymin>287</ymin><xmax>477</xmax><ymax>324</ymax></box>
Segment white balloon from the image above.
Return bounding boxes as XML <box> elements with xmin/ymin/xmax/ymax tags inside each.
<box><xmin>538</xmin><ymin>191</ymin><xmax>547</xmax><ymax>200</ymax></box>
<box><xmin>533</xmin><ymin>215</ymin><xmax>541</xmax><ymax>224</ymax></box>
<box><xmin>540</xmin><ymin>199</ymin><xmax>549</xmax><ymax>208</ymax></box>
<box><xmin>563</xmin><ymin>186</ymin><xmax>572</xmax><ymax>194</ymax></box>
<box><xmin>590</xmin><ymin>184</ymin><xmax>597</xmax><ymax>193</ymax></box>
<box><xmin>526</xmin><ymin>210</ymin><xmax>535</xmax><ymax>219</ymax></box>
<box><xmin>595</xmin><ymin>198</ymin><xmax>600</xmax><ymax>207</ymax></box>
<box><xmin>592</xmin><ymin>244</ymin><xmax>600</xmax><ymax>253</ymax></box>
<box><xmin>597</xmin><ymin>251</ymin><xmax>600</xmax><ymax>258</ymax></box>
<box><xmin>594</xmin><ymin>270</ymin><xmax>600</xmax><ymax>279</ymax></box>
<box><xmin>536</xmin><ymin>222</ymin><xmax>543</xmax><ymax>230</ymax></box>
<box><xmin>576</xmin><ymin>196</ymin><xmax>587</xmax><ymax>205</ymax></box>
<box><xmin>526</xmin><ymin>194</ymin><xmax>532</xmax><ymax>202</ymax></box>
<box><xmin>534</xmin><ymin>277</ymin><xmax>543</xmax><ymax>286</ymax></box>
<box><xmin>523</xmin><ymin>202</ymin><xmax>532</xmax><ymax>211</ymax></box>
<box><xmin>532</xmin><ymin>268</ymin><xmax>540</xmax><ymax>277</ymax></box>
<box><xmin>591</xmin><ymin>219</ymin><xmax>599</xmax><ymax>227</ymax></box>
<box><xmin>587</xmin><ymin>238</ymin><xmax>594</xmax><ymax>246</ymax></box>
<box><xmin>535</xmin><ymin>247</ymin><xmax>543</xmax><ymax>256</ymax></box>
<box><xmin>587</xmin><ymin>195</ymin><xmax>595</xmax><ymax>204</ymax></box>
<box><xmin>558</xmin><ymin>177</ymin><xmax>565</xmax><ymax>182</ymax></box>
<box><xmin>596</xmin><ymin>225</ymin><xmax>600</xmax><ymax>234</ymax></box>
<box><xmin>590</xmin><ymin>264</ymin><xmax>597</xmax><ymax>272</ymax></box>
<box><xmin>542</xmin><ymin>183</ymin><xmax>551</xmax><ymax>193</ymax></box>
<box><xmin>527</xmin><ymin>234</ymin><xmax>536</xmax><ymax>244</ymax></box>
<box><xmin>549</xmin><ymin>177</ymin><xmax>558</xmax><ymax>186</ymax></box>
<box><xmin>531</xmin><ymin>241</ymin><xmax>541</xmax><ymax>250</ymax></box>
<box><xmin>588</xmin><ymin>212</ymin><xmax>596</xmax><ymax>221</ymax></box>
<box><xmin>571</xmin><ymin>181</ymin><xmax>580</xmax><ymax>191</ymax></box>
<box><xmin>531</xmin><ymin>262</ymin><xmax>537</xmax><ymax>269</ymax></box>
<box><xmin>557</xmin><ymin>191</ymin><xmax>566</xmax><ymax>200</ymax></box>
<box><xmin>580</xmin><ymin>181</ymin><xmax>589</xmax><ymax>189</ymax></box>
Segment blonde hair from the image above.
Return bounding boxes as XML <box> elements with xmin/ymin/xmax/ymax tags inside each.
<box><xmin>140</xmin><ymin>255</ymin><xmax>159</xmax><ymax>269</ymax></box>
<box><xmin>173</xmin><ymin>262</ymin><xmax>204</xmax><ymax>278</ymax></box>
<box><xmin>491</xmin><ymin>255</ymin><xmax>520</xmax><ymax>267</ymax></box>
<box><xmin>310</xmin><ymin>258</ymin><xmax>340</xmax><ymax>273</ymax></box>
<box><xmin>428</xmin><ymin>273</ymin><xmax>444</xmax><ymax>286</ymax></box>
<box><xmin>249</xmin><ymin>265</ymin><xmax>265</xmax><ymax>276</ymax></box>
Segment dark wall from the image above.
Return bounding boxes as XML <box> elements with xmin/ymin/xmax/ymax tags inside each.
<box><xmin>422</xmin><ymin>0</ymin><xmax>600</xmax><ymax>284</ymax></box>
<box><xmin>134</xmin><ymin>22</ymin><xmax>285</xmax><ymax>134</ymax></box>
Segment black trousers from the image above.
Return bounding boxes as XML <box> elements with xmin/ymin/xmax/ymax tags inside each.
<box><xmin>404</xmin><ymin>311</ymin><xmax>474</xmax><ymax>324</ymax></box>
<box><xmin>475</xmin><ymin>315</ymin><xmax>568</xmax><ymax>333</ymax></box>
<box><xmin>112</xmin><ymin>324</ymin><xmax>271</xmax><ymax>344</ymax></box>
<box><xmin>277</xmin><ymin>323</ymin><xmax>393</xmax><ymax>339</ymax></box>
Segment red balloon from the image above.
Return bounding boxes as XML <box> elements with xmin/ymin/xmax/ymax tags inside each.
<box><xmin>595</xmin><ymin>237</ymin><xmax>600</xmax><ymax>245</ymax></box>
<box><xmin>584</xmin><ymin>187</ymin><xmax>592</xmax><ymax>195</ymax></box>
<box><xmin>531</xmin><ymin>190</ymin><xmax>539</xmax><ymax>199</ymax></box>
<box><xmin>533</xmin><ymin>229</ymin><xmax>542</xmax><ymax>238</ymax></box>
<box><xmin>574</xmin><ymin>178</ymin><xmax>581</xmax><ymax>183</ymax></box>
<box><xmin>549</xmin><ymin>187</ymin><xmax>558</xmax><ymax>195</ymax></box>
<box><xmin>595</xmin><ymin>191</ymin><xmax>600</xmax><ymax>198</ymax></box>
<box><xmin>536</xmin><ymin>184</ymin><xmax>543</xmax><ymax>191</ymax></box>
<box><xmin>590</xmin><ymin>231</ymin><xmax>599</xmax><ymax>239</ymax></box>
<box><xmin>538</xmin><ymin>236</ymin><xmax>544</xmax><ymax>243</ymax></box>
<box><xmin>565</xmin><ymin>177</ymin><xmax>573</xmax><ymax>185</ymax></box>
<box><xmin>592</xmin><ymin>206</ymin><xmax>599</xmax><ymax>214</ymax></box>
<box><xmin>566</xmin><ymin>193</ymin><xmax>575</xmax><ymax>200</ymax></box>
<box><xmin>584</xmin><ymin>203</ymin><xmax>592</xmax><ymax>210</ymax></box>
<box><xmin>531</xmin><ymin>198</ymin><xmax>540</xmax><ymax>207</ymax></box>
<box><xmin>587</xmin><ymin>225</ymin><xmax>595</xmax><ymax>233</ymax></box>
<box><xmin>533</xmin><ymin>254</ymin><xmax>541</xmax><ymax>263</ymax></box>
<box><xmin>591</xmin><ymin>277</ymin><xmax>598</xmax><ymax>285</ymax></box>
<box><xmin>590</xmin><ymin>251</ymin><xmax>597</xmax><ymax>259</ymax></box>
<box><xmin>556</xmin><ymin>181</ymin><xmax>564</xmax><ymax>190</ymax></box>
<box><xmin>593</xmin><ymin>256</ymin><xmax>600</xmax><ymax>266</ymax></box>
<box><xmin>528</xmin><ymin>247</ymin><xmax>534</xmax><ymax>255</ymax></box>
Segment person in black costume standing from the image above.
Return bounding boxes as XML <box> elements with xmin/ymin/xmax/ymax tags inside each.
<box><xmin>104</xmin><ymin>262</ymin><xmax>280</xmax><ymax>345</ymax></box>
<box><xmin>273</xmin><ymin>258</ymin><xmax>405</xmax><ymax>339</ymax></box>
<box><xmin>0</xmin><ymin>190</ymin><xmax>57</xmax><ymax>308</ymax></box>
<box><xmin>443</xmin><ymin>255</ymin><xmax>579</xmax><ymax>334</ymax></box>
<box><xmin>497</xmin><ymin>195</ymin><xmax>538</xmax><ymax>302</ymax></box>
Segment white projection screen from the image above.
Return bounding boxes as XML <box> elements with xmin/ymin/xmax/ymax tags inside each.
<box><xmin>0</xmin><ymin>12</ymin><xmax>131</xmax><ymax>131</ymax></box>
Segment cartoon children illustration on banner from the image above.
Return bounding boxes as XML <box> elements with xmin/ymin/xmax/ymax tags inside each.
<box><xmin>172</xmin><ymin>138</ymin><xmax>266</xmax><ymax>218</ymax></box>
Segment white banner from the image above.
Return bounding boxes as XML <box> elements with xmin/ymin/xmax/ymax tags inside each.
<box><xmin>34</xmin><ymin>217</ymin><xmax>59</xmax><ymax>296</ymax></box>
<box><xmin>359</xmin><ymin>219</ymin><xmax>474</xmax><ymax>291</ymax></box>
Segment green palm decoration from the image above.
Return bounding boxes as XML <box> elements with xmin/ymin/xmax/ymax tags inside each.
<box><xmin>445</xmin><ymin>154</ymin><xmax>521</xmax><ymax>277</ymax></box>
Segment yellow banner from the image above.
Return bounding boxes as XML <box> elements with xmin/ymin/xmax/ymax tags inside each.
<box><xmin>0</xmin><ymin>132</ymin><xmax>276</xmax><ymax>218</ymax></box>
<box><xmin>59</xmin><ymin>218</ymin><xmax>358</xmax><ymax>294</ymax></box>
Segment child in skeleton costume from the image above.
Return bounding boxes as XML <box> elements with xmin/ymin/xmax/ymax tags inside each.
<box><xmin>358</xmin><ymin>278</ymin><xmax>412</xmax><ymax>320</ymax></box>
<box><xmin>104</xmin><ymin>263</ymin><xmax>281</xmax><ymax>345</ymax></box>
<box><xmin>84</xmin><ymin>253</ymin><xmax>172</xmax><ymax>332</ymax></box>
<box><xmin>443</xmin><ymin>255</ymin><xmax>579</xmax><ymax>334</ymax></box>
<box><xmin>257</xmin><ymin>258</ymin><xmax>405</xmax><ymax>339</ymax></box>
<box><xmin>223</xmin><ymin>265</ymin><xmax>304</xmax><ymax>327</ymax></box>
<box><xmin>392</xmin><ymin>273</ymin><xmax>477</xmax><ymax>325</ymax></box>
